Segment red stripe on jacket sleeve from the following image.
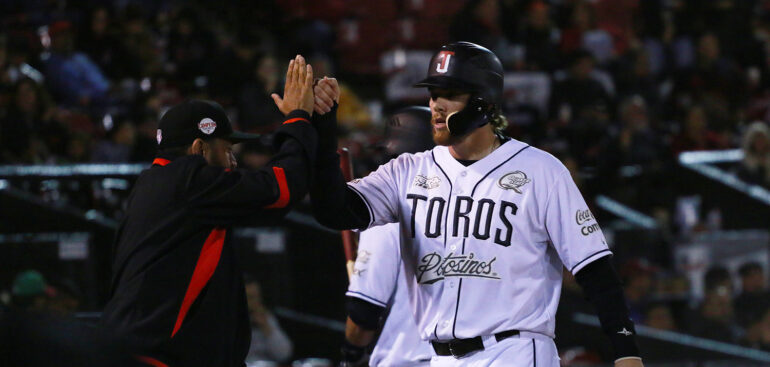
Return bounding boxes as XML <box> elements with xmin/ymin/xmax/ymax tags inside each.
<box><xmin>153</xmin><ymin>158</ymin><xmax>171</xmax><ymax>166</ymax></box>
<box><xmin>264</xmin><ymin>166</ymin><xmax>290</xmax><ymax>208</ymax></box>
<box><xmin>171</xmin><ymin>228</ymin><xmax>226</xmax><ymax>337</ymax></box>
<box><xmin>136</xmin><ymin>355</ymin><xmax>170</xmax><ymax>367</ymax></box>
<box><xmin>282</xmin><ymin>117</ymin><xmax>309</xmax><ymax>125</ymax></box>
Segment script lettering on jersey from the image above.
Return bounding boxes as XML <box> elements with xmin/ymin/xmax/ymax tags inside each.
<box><xmin>576</xmin><ymin>209</ymin><xmax>600</xmax><ymax>236</ymax></box>
<box><xmin>416</xmin><ymin>252</ymin><xmax>500</xmax><ymax>284</ymax></box>
<box><xmin>408</xmin><ymin>194</ymin><xmax>518</xmax><ymax>247</ymax></box>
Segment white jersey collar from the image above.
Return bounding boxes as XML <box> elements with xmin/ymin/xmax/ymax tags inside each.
<box><xmin>432</xmin><ymin>138</ymin><xmax>529</xmax><ymax>181</ymax></box>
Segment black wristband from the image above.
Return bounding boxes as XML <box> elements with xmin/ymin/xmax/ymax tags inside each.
<box><xmin>607</xmin><ymin>321</ymin><xmax>641</xmax><ymax>359</ymax></box>
<box><xmin>575</xmin><ymin>257</ymin><xmax>642</xmax><ymax>360</ymax></box>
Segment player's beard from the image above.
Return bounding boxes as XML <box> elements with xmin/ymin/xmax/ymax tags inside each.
<box><xmin>432</xmin><ymin>117</ymin><xmax>462</xmax><ymax>146</ymax></box>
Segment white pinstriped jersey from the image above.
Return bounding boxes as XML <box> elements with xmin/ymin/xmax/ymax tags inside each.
<box><xmin>347</xmin><ymin>138</ymin><xmax>611</xmax><ymax>341</ymax></box>
<box><xmin>347</xmin><ymin>223</ymin><xmax>432</xmax><ymax>367</ymax></box>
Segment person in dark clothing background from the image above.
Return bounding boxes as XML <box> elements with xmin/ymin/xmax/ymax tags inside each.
<box><xmin>101</xmin><ymin>55</ymin><xmax>318</xmax><ymax>367</ymax></box>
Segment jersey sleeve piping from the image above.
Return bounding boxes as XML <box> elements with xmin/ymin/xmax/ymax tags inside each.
<box><xmin>345</xmin><ymin>290</ymin><xmax>388</xmax><ymax>308</ymax></box>
<box><xmin>570</xmin><ymin>249</ymin><xmax>613</xmax><ymax>274</ymax></box>
<box><xmin>348</xmin><ymin>184</ymin><xmax>375</xmax><ymax>228</ymax></box>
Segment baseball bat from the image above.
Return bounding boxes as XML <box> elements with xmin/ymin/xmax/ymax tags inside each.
<box><xmin>338</xmin><ymin>148</ymin><xmax>358</xmax><ymax>279</ymax></box>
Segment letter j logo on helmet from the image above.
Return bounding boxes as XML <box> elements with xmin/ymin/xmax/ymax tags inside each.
<box><xmin>435</xmin><ymin>51</ymin><xmax>455</xmax><ymax>73</ymax></box>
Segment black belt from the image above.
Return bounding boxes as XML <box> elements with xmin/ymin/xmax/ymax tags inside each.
<box><xmin>431</xmin><ymin>329</ymin><xmax>520</xmax><ymax>358</ymax></box>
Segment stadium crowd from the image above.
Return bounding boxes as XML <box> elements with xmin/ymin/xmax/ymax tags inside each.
<box><xmin>2</xmin><ymin>0</ymin><xmax>770</xmax><ymax>359</ymax></box>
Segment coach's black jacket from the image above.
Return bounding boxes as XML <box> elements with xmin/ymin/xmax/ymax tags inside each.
<box><xmin>101</xmin><ymin>110</ymin><xmax>316</xmax><ymax>367</ymax></box>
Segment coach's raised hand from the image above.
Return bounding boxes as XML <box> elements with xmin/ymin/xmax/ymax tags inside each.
<box><xmin>272</xmin><ymin>55</ymin><xmax>314</xmax><ymax>115</ymax></box>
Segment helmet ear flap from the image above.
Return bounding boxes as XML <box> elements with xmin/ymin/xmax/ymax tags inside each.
<box><xmin>446</xmin><ymin>96</ymin><xmax>493</xmax><ymax>136</ymax></box>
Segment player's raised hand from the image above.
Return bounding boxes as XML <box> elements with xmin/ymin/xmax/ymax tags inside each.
<box><xmin>272</xmin><ymin>55</ymin><xmax>315</xmax><ymax>115</ymax></box>
<box><xmin>313</xmin><ymin>77</ymin><xmax>340</xmax><ymax>115</ymax></box>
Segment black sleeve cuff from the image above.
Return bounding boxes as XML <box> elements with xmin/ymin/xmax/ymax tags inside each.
<box><xmin>286</xmin><ymin>109</ymin><xmax>311</xmax><ymax>121</ymax></box>
<box><xmin>346</xmin><ymin>296</ymin><xmax>386</xmax><ymax>330</ymax></box>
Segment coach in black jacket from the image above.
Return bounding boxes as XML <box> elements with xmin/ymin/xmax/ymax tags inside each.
<box><xmin>102</xmin><ymin>55</ymin><xmax>317</xmax><ymax>367</ymax></box>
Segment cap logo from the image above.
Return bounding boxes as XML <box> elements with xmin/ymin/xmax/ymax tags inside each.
<box><xmin>198</xmin><ymin>118</ymin><xmax>217</xmax><ymax>135</ymax></box>
<box><xmin>156</xmin><ymin>129</ymin><xmax>162</xmax><ymax>144</ymax></box>
<box><xmin>435</xmin><ymin>51</ymin><xmax>455</xmax><ymax>73</ymax></box>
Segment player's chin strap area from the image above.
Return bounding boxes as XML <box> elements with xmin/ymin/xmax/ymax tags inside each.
<box><xmin>446</xmin><ymin>96</ymin><xmax>495</xmax><ymax>137</ymax></box>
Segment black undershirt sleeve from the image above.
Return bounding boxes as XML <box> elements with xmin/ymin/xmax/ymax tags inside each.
<box><xmin>346</xmin><ymin>296</ymin><xmax>387</xmax><ymax>330</ymax></box>
<box><xmin>574</xmin><ymin>256</ymin><xmax>641</xmax><ymax>361</ymax></box>
<box><xmin>310</xmin><ymin>104</ymin><xmax>371</xmax><ymax>230</ymax></box>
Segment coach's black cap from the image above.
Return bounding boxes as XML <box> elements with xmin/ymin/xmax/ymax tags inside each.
<box><xmin>156</xmin><ymin>99</ymin><xmax>259</xmax><ymax>149</ymax></box>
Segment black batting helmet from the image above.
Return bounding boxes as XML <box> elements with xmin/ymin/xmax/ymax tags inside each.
<box><xmin>382</xmin><ymin>106</ymin><xmax>434</xmax><ymax>157</ymax></box>
<box><xmin>414</xmin><ymin>41</ymin><xmax>504</xmax><ymax>108</ymax></box>
<box><xmin>414</xmin><ymin>42</ymin><xmax>504</xmax><ymax>137</ymax></box>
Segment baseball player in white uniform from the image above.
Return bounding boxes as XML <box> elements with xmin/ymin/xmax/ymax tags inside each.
<box><xmin>341</xmin><ymin>107</ymin><xmax>435</xmax><ymax>367</ymax></box>
<box><xmin>310</xmin><ymin>42</ymin><xmax>644</xmax><ymax>367</ymax></box>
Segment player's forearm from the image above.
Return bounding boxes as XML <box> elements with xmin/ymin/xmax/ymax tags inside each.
<box><xmin>574</xmin><ymin>256</ymin><xmax>641</xmax><ymax>362</ymax></box>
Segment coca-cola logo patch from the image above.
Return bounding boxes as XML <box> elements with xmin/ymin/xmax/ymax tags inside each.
<box><xmin>198</xmin><ymin>118</ymin><xmax>217</xmax><ymax>135</ymax></box>
<box><xmin>575</xmin><ymin>209</ymin><xmax>594</xmax><ymax>225</ymax></box>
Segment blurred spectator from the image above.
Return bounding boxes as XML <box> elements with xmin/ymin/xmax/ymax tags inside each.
<box><xmin>166</xmin><ymin>8</ymin><xmax>217</xmax><ymax>87</ymax></box>
<box><xmin>42</xmin><ymin>21</ymin><xmax>111</xmax><ymax>108</ymax></box>
<box><xmin>211</xmin><ymin>31</ymin><xmax>262</xmax><ymax>102</ymax></box>
<box><xmin>91</xmin><ymin>117</ymin><xmax>136</xmax><ymax>162</ymax></box>
<box><xmin>686</xmin><ymin>266</ymin><xmax>741</xmax><ymax>343</ymax></box>
<box><xmin>236</xmin><ymin>53</ymin><xmax>285</xmax><ymax>133</ymax></box>
<box><xmin>511</xmin><ymin>1</ymin><xmax>560</xmax><ymax>71</ymax></box>
<box><xmin>2</xmin><ymin>33</ymin><xmax>44</xmax><ymax>86</ymax></box>
<box><xmin>449</xmin><ymin>0</ymin><xmax>516</xmax><ymax>66</ymax></box>
<box><xmin>10</xmin><ymin>270</ymin><xmax>53</xmax><ymax>312</ymax></box>
<box><xmin>45</xmin><ymin>279</ymin><xmax>82</xmax><ymax>317</ymax></box>
<box><xmin>671</xmin><ymin>33</ymin><xmax>747</xmax><ymax>119</ymax></box>
<box><xmin>643</xmin><ymin>302</ymin><xmax>677</xmax><ymax>331</ymax></box>
<box><xmin>64</xmin><ymin>132</ymin><xmax>92</xmax><ymax>163</ymax></box>
<box><xmin>77</xmin><ymin>6</ymin><xmax>136</xmax><ymax>80</ymax></box>
<box><xmin>549</xmin><ymin>49</ymin><xmax>612</xmax><ymax>126</ymax></box>
<box><xmin>598</xmin><ymin>96</ymin><xmax>666</xmax><ymax>185</ymax></box>
<box><xmin>620</xmin><ymin>259</ymin><xmax>655</xmax><ymax>323</ymax></box>
<box><xmin>734</xmin><ymin>262</ymin><xmax>770</xmax><ymax>328</ymax></box>
<box><xmin>670</xmin><ymin>105</ymin><xmax>730</xmax><ymax>154</ymax></box>
<box><xmin>0</xmin><ymin>78</ymin><xmax>68</xmax><ymax>163</ymax></box>
<box><xmin>736</xmin><ymin>121</ymin><xmax>770</xmax><ymax>188</ymax></box>
<box><xmin>560</xmin><ymin>1</ymin><xmax>614</xmax><ymax>65</ymax></box>
<box><xmin>119</xmin><ymin>5</ymin><xmax>161</xmax><ymax>79</ymax></box>
<box><xmin>744</xmin><ymin>306</ymin><xmax>770</xmax><ymax>351</ymax></box>
<box><xmin>244</xmin><ymin>276</ymin><xmax>292</xmax><ymax>364</ymax></box>
<box><xmin>612</xmin><ymin>49</ymin><xmax>661</xmax><ymax>110</ymax></box>
<box><xmin>130</xmin><ymin>114</ymin><xmax>159</xmax><ymax>162</ymax></box>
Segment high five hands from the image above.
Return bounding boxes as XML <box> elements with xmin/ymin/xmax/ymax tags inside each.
<box><xmin>271</xmin><ymin>55</ymin><xmax>315</xmax><ymax>116</ymax></box>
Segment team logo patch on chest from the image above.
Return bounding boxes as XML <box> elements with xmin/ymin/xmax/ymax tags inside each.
<box><xmin>498</xmin><ymin>171</ymin><xmax>530</xmax><ymax>193</ymax></box>
<box><xmin>414</xmin><ymin>175</ymin><xmax>441</xmax><ymax>189</ymax></box>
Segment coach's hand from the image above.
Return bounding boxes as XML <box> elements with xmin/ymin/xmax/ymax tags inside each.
<box><xmin>272</xmin><ymin>54</ymin><xmax>314</xmax><ymax>115</ymax></box>
<box><xmin>313</xmin><ymin>76</ymin><xmax>340</xmax><ymax>115</ymax></box>
<box><xmin>615</xmin><ymin>357</ymin><xmax>644</xmax><ymax>367</ymax></box>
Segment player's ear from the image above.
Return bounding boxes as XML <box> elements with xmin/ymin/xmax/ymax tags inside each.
<box><xmin>189</xmin><ymin>138</ymin><xmax>206</xmax><ymax>156</ymax></box>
